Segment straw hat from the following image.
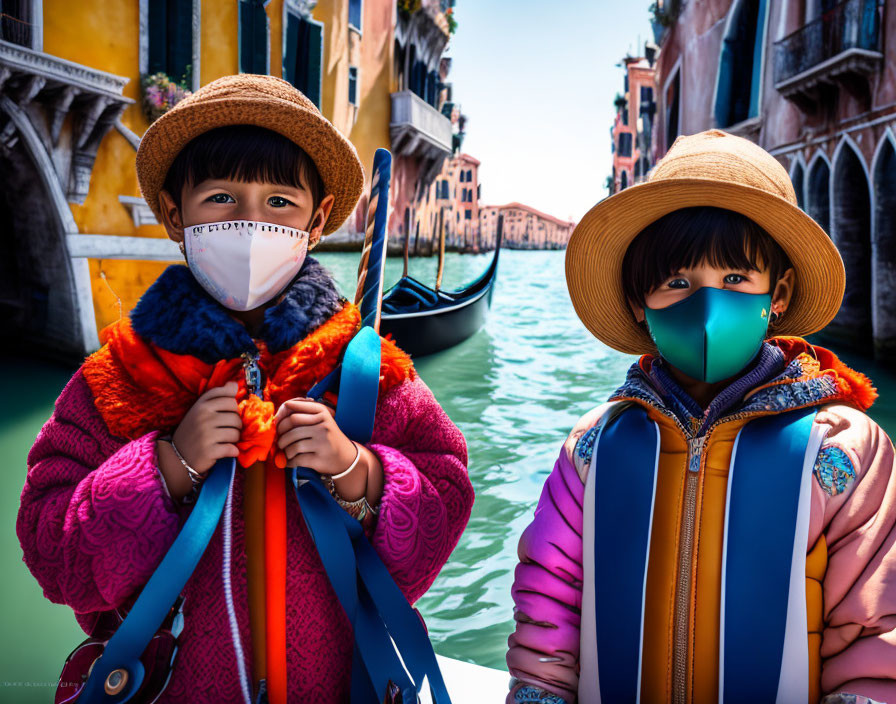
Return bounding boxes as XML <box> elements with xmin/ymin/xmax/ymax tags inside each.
<box><xmin>136</xmin><ymin>74</ymin><xmax>364</xmax><ymax>236</ymax></box>
<box><xmin>565</xmin><ymin>129</ymin><xmax>845</xmax><ymax>355</ymax></box>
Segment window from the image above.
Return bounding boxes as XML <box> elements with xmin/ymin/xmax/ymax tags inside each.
<box><xmin>349</xmin><ymin>0</ymin><xmax>362</xmax><ymax>31</ymax></box>
<box><xmin>640</xmin><ymin>86</ymin><xmax>654</xmax><ymax>104</ymax></box>
<box><xmin>283</xmin><ymin>10</ymin><xmax>323</xmax><ymax>108</ymax></box>
<box><xmin>622</xmin><ymin>104</ymin><xmax>629</xmax><ymax>126</ymax></box>
<box><xmin>466</xmin><ymin>169</ymin><xmax>473</xmax><ymax>182</ymax></box>
<box><xmin>459</xmin><ymin>170</ymin><xmax>465</xmax><ymax>183</ymax></box>
<box><xmin>239</xmin><ymin>0</ymin><xmax>269</xmax><ymax>75</ymax></box>
<box><xmin>348</xmin><ymin>66</ymin><xmax>359</xmax><ymax>106</ymax></box>
<box><xmin>149</xmin><ymin>0</ymin><xmax>194</xmax><ymax>84</ymax></box>
<box><xmin>465</xmin><ymin>210</ymin><xmax>471</xmax><ymax>219</ymax></box>
<box><xmin>618</xmin><ymin>132</ymin><xmax>633</xmax><ymax>158</ymax></box>
<box><xmin>715</xmin><ymin>0</ymin><xmax>765</xmax><ymax>127</ymax></box>
<box><xmin>666</xmin><ymin>69</ymin><xmax>680</xmax><ymax>150</ymax></box>
<box><xmin>621</xmin><ymin>170</ymin><xmax>629</xmax><ymax>190</ymax></box>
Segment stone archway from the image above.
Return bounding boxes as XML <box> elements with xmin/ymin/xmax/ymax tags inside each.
<box><xmin>807</xmin><ymin>156</ymin><xmax>830</xmax><ymax>234</ymax></box>
<box><xmin>830</xmin><ymin>141</ymin><xmax>872</xmax><ymax>347</ymax></box>
<box><xmin>872</xmin><ymin>135</ymin><xmax>896</xmax><ymax>360</ymax></box>
<box><xmin>0</xmin><ymin>103</ymin><xmax>83</xmax><ymax>359</ymax></box>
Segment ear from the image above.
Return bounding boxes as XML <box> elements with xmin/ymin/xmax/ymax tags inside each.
<box><xmin>307</xmin><ymin>193</ymin><xmax>336</xmax><ymax>248</ymax></box>
<box><xmin>771</xmin><ymin>267</ymin><xmax>796</xmax><ymax>315</ymax></box>
<box><xmin>158</xmin><ymin>190</ymin><xmax>185</xmax><ymax>243</ymax></box>
<box><xmin>629</xmin><ymin>299</ymin><xmax>646</xmax><ymax>324</ymax></box>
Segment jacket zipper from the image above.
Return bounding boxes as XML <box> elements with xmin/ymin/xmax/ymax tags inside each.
<box><xmin>671</xmin><ymin>433</ymin><xmax>706</xmax><ymax>704</ymax></box>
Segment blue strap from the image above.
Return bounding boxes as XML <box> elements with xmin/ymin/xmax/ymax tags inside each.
<box><xmin>722</xmin><ymin>407</ymin><xmax>817</xmax><ymax>703</ymax></box>
<box><xmin>334</xmin><ymin>326</ymin><xmax>381</xmax><ymax>444</ymax></box>
<box><xmin>293</xmin><ymin>320</ymin><xmax>451</xmax><ymax>704</ymax></box>
<box><xmin>80</xmin><ymin>458</ymin><xmax>235</xmax><ymax>703</ymax></box>
<box><xmin>592</xmin><ymin>407</ymin><xmax>659</xmax><ymax>704</ymax></box>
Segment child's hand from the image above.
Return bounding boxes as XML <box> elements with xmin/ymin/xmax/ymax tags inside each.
<box><xmin>170</xmin><ymin>381</ymin><xmax>243</xmax><ymax>474</ymax></box>
<box><xmin>274</xmin><ymin>398</ymin><xmax>357</xmax><ymax>473</ymax></box>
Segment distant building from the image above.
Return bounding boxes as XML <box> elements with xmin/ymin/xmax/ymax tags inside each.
<box><xmin>408</xmin><ymin>152</ymin><xmax>480</xmax><ymax>254</ymax></box>
<box><xmin>610</xmin><ymin>52</ymin><xmax>658</xmax><ymax>194</ymax></box>
<box><xmin>479</xmin><ymin>203</ymin><xmax>574</xmax><ymax>250</ymax></box>
<box><xmin>649</xmin><ymin>0</ymin><xmax>895</xmax><ymax>360</ymax></box>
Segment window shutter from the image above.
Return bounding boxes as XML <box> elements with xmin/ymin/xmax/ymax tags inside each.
<box><xmin>284</xmin><ymin>12</ymin><xmax>299</xmax><ymax>86</ymax></box>
<box><xmin>305</xmin><ymin>19</ymin><xmax>323</xmax><ymax>108</ymax></box>
<box><xmin>349</xmin><ymin>0</ymin><xmax>362</xmax><ymax>30</ymax></box>
<box><xmin>148</xmin><ymin>1</ymin><xmax>168</xmax><ymax>75</ymax></box>
<box><xmin>239</xmin><ymin>0</ymin><xmax>268</xmax><ymax>75</ymax></box>
<box><xmin>170</xmin><ymin>0</ymin><xmax>193</xmax><ymax>85</ymax></box>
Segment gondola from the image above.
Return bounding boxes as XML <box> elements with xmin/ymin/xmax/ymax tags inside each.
<box><xmin>380</xmin><ymin>211</ymin><xmax>503</xmax><ymax>357</ymax></box>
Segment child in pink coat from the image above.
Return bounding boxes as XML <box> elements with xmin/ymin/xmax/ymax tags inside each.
<box><xmin>17</xmin><ymin>74</ymin><xmax>474</xmax><ymax>704</ymax></box>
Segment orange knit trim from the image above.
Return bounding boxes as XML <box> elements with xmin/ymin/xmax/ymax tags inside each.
<box><xmin>82</xmin><ymin>304</ymin><xmax>415</xmax><ymax>468</ymax></box>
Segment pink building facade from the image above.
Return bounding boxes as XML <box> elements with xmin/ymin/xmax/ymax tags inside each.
<box><xmin>611</xmin><ymin>55</ymin><xmax>658</xmax><ymax>193</ymax></box>
<box><xmin>479</xmin><ymin>203</ymin><xmax>574</xmax><ymax>250</ymax></box>
<box><xmin>649</xmin><ymin>0</ymin><xmax>896</xmax><ymax>360</ymax></box>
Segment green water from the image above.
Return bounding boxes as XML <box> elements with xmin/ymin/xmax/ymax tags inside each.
<box><xmin>2</xmin><ymin>250</ymin><xmax>895</xmax><ymax>699</ymax></box>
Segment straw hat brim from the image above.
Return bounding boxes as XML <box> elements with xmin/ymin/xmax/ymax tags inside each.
<box><xmin>137</xmin><ymin>96</ymin><xmax>364</xmax><ymax>236</ymax></box>
<box><xmin>565</xmin><ymin>177</ymin><xmax>846</xmax><ymax>355</ymax></box>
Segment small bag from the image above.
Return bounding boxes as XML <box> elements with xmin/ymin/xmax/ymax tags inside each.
<box><xmin>54</xmin><ymin>457</ymin><xmax>234</xmax><ymax>704</ymax></box>
<box><xmin>55</xmin><ymin>596</ymin><xmax>185</xmax><ymax>704</ymax></box>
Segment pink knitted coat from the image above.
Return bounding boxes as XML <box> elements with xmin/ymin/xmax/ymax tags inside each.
<box><xmin>16</xmin><ymin>262</ymin><xmax>475</xmax><ymax>703</ymax></box>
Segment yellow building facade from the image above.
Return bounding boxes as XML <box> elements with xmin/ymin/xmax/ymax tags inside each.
<box><xmin>1</xmin><ymin>0</ymin><xmax>452</xmax><ymax>357</ymax></box>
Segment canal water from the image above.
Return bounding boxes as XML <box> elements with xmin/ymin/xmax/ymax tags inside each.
<box><xmin>2</xmin><ymin>250</ymin><xmax>895</xmax><ymax>697</ymax></box>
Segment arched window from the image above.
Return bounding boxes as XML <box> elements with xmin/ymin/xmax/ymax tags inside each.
<box><xmin>791</xmin><ymin>161</ymin><xmax>805</xmax><ymax>211</ymax></box>
<box><xmin>620</xmin><ymin>171</ymin><xmax>628</xmax><ymax>190</ymax></box>
<box><xmin>831</xmin><ymin>141</ymin><xmax>872</xmax><ymax>345</ymax></box>
<box><xmin>715</xmin><ymin>0</ymin><xmax>767</xmax><ymax>127</ymax></box>
<box><xmin>873</xmin><ymin>136</ymin><xmax>896</xmax><ymax>358</ymax></box>
<box><xmin>807</xmin><ymin>156</ymin><xmax>830</xmax><ymax>234</ymax></box>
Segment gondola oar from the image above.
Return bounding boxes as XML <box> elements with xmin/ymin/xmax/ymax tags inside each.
<box><xmin>355</xmin><ymin>147</ymin><xmax>391</xmax><ymax>332</ymax></box>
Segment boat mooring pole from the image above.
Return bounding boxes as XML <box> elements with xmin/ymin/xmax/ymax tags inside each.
<box><xmin>436</xmin><ymin>206</ymin><xmax>446</xmax><ymax>291</ymax></box>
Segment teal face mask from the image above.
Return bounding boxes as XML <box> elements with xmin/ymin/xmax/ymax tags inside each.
<box><xmin>643</xmin><ymin>287</ymin><xmax>773</xmax><ymax>384</ymax></box>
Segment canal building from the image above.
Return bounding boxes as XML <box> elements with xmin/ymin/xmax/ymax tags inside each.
<box><xmin>646</xmin><ymin>0</ymin><xmax>896</xmax><ymax>361</ymax></box>
<box><xmin>610</xmin><ymin>51</ymin><xmax>658</xmax><ymax>194</ymax></box>
<box><xmin>409</xmin><ymin>151</ymin><xmax>480</xmax><ymax>255</ymax></box>
<box><xmin>478</xmin><ymin>203</ymin><xmax>575</xmax><ymax>251</ymax></box>
<box><xmin>0</xmin><ymin>0</ymin><xmax>458</xmax><ymax>359</ymax></box>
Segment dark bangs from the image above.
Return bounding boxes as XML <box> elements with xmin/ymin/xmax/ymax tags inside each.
<box><xmin>621</xmin><ymin>206</ymin><xmax>793</xmax><ymax>308</ymax></box>
<box><xmin>162</xmin><ymin>124</ymin><xmax>324</xmax><ymax>211</ymax></box>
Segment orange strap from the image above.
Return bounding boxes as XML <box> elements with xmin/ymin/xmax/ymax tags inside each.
<box><xmin>264</xmin><ymin>456</ymin><xmax>288</xmax><ymax>704</ymax></box>
<box><xmin>245</xmin><ymin>461</ymin><xmax>267</xmax><ymax>691</ymax></box>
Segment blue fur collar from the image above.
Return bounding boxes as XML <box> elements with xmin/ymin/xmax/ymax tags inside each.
<box><xmin>130</xmin><ymin>257</ymin><xmax>343</xmax><ymax>363</ymax></box>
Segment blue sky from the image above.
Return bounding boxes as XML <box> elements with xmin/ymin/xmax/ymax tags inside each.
<box><xmin>445</xmin><ymin>1</ymin><xmax>655</xmax><ymax>222</ymax></box>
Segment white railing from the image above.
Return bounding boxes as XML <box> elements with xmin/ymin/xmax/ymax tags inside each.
<box><xmin>390</xmin><ymin>89</ymin><xmax>453</xmax><ymax>153</ymax></box>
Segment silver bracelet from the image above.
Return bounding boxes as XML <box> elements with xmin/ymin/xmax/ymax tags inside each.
<box><xmin>161</xmin><ymin>437</ymin><xmax>205</xmax><ymax>501</ymax></box>
<box><xmin>331</xmin><ymin>441</ymin><xmax>362</xmax><ymax>480</ymax></box>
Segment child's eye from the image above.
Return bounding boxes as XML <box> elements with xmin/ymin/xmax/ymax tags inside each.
<box><xmin>724</xmin><ymin>274</ymin><xmax>746</xmax><ymax>284</ymax></box>
<box><xmin>207</xmin><ymin>193</ymin><xmax>234</xmax><ymax>204</ymax></box>
<box><xmin>667</xmin><ymin>278</ymin><xmax>689</xmax><ymax>289</ymax></box>
<box><xmin>268</xmin><ymin>196</ymin><xmax>294</xmax><ymax>208</ymax></box>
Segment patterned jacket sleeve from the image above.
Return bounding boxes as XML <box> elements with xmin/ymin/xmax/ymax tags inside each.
<box><xmin>366</xmin><ymin>376</ymin><xmax>474</xmax><ymax>604</ymax></box>
<box><xmin>505</xmin><ymin>405</ymin><xmax>613</xmax><ymax>704</ymax></box>
<box><xmin>16</xmin><ymin>369</ymin><xmax>182</xmax><ymax>627</ymax></box>
<box><xmin>812</xmin><ymin>404</ymin><xmax>896</xmax><ymax>703</ymax></box>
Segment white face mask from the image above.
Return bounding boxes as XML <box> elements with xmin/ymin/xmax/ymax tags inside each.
<box><xmin>183</xmin><ymin>220</ymin><xmax>310</xmax><ymax>311</ymax></box>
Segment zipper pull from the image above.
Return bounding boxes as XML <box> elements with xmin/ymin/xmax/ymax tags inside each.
<box><xmin>241</xmin><ymin>352</ymin><xmax>262</xmax><ymax>397</ymax></box>
<box><xmin>687</xmin><ymin>435</ymin><xmax>706</xmax><ymax>473</ymax></box>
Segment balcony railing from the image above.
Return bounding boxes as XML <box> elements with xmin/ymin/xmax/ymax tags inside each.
<box><xmin>390</xmin><ymin>89</ymin><xmax>453</xmax><ymax>156</ymax></box>
<box><xmin>774</xmin><ymin>0</ymin><xmax>882</xmax><ymax>87</ymax></box>
<box><xmin>1</xmin><ymin>12</ymin><xmax>32</xmax><ymax>47</ymax></box>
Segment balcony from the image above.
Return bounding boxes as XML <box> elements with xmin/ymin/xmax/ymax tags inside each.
<box><xmin>774</xmin><ymin>0</ymin><xmax>883</xmax><ymax>113</ymax></box>
<box><xmin>0</xmin><ymin>38</ymin><xmax>132</xmax><ymax>203</ymax></box>
<box><xmin>390</xmin><ymin>89</ymin><xmax>452</xmax><ymax>158</ymax></box>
